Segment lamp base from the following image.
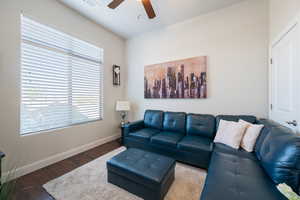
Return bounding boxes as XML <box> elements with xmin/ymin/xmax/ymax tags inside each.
<box><xmin>120</xmin><ymin>121</ymin><xmax>126</xmax><ymax>127</ymax></box>
<box><xmin>120</xmin><ymin>111</ymin><xmax>127</xmax><ymax>126</ymax></box>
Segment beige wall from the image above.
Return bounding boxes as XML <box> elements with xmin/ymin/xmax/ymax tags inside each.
<box><xmin>126</xmin><ymin>0</ymin><xmax>269</xmax><ymax>120</ymax></box>
<box><xmin>270</xmin><ymin>0</ymin><xmax>300</xmax><ymax>41</ymax></box>
<box><xmin>0</xmin><ymin>0</ymin><xmax>125</xmax><ymax>173</ymax></box>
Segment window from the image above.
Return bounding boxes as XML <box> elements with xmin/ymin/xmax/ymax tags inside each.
<box><xmin>20</xmin><ymin>15</ymin><xmax>103</xmax><ymax>135</ymax></box>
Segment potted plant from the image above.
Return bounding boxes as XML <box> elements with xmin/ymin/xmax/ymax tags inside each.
<box><xmin>0</xmin><ymin>152</ymin><xmax>17</xmax><ymax>200</ymax></box>
<box><xmin>0</xmin><ymin>178</ymin><xmax>17</xmax><ymax>200</ymax></box>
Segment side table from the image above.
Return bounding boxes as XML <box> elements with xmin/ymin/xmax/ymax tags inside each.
<box><xmin>120</xmin><ymin>122</ymin><xmax>129</xmax><ymax>145</ymax></box>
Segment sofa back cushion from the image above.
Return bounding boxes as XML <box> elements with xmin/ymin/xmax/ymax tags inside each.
<box><xmin>259</xmin><ymin>125</ymin><xmax>300</xmax><ymax>194</ymax></box>
<box><xmin>254</xmin><ymin>119</ymin><xmax>281</xmax><ymax>160</ymax></box>
<box><xmin>216</xmin><ymin>115</ymin><xmax>257</xmax><ymax>129</ymax></box>
<box><xmin>144</xmin><ymin>110</ymin><xmax>164</xmax><ymax>130</ymax></box>
<box><xmin>163</xmin><ymin>112</ymin><xmax>186</xmax><ymax>133</ymax></box>
<box><xmin>186</xmin><ymin>114</ymin><xmax>216</xmax><ymax>139</ymax></box>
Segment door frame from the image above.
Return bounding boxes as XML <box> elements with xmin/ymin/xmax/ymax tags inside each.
<box><xmin>269</xmin><ymin>13</ymin><xmax>300</xmax><ymax>121</ymax></box>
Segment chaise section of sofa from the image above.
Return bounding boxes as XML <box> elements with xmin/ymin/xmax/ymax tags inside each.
<box><xmin>200</xmin><ymin>150</ymin><xmax>287</xmax><ymax>200</ymax></box>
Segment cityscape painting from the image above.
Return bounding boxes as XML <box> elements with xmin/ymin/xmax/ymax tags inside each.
<box><xmin>144</xmin><ymin>56</ymin><xmax>207</xmax><ymax>99</ymax></box>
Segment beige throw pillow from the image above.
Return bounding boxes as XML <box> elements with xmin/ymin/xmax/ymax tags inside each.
<box><xmin>239</xmin><ymin>120</ymin><xmax>264</xmax><ymax>152</ymax></box>
<box><xmin>214</xmin><ymin>120</ymin><xmax>248</xmax><ymax>149</ymax></box>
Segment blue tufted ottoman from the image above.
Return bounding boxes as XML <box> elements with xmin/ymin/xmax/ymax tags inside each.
<box><xmin>107</xmin><ymin>148</ymin><xmax>176</xmax><ymax>200</ymax></box>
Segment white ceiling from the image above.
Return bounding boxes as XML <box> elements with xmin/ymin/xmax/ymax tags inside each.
<box><xmin>59</xmin><ymin>0</ymin><xmax>246</xmax><ymax>39</ymax></box>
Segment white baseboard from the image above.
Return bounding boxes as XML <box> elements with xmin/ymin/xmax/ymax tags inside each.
<box><xmin>2</xmin><ymin>134</ymin><xmax>121</xmax><ymax>181</ymax></box>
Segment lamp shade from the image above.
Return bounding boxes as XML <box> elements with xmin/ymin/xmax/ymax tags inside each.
<box><xmin>116</xmin><ymin>101</ymin><xmax>130</xmax><ymax>111</ymax></box>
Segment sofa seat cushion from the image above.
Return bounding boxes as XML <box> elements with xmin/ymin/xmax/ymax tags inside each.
<box><xmin>200</xmin><ymin>151</ymin><xmax>287</xmax><ymax>200</ymax></box>
<box><xmin>129</xmin><ymin>128</ymin><xmax>160</xmax><ymax>142</ymax></box>
<box><xmin>214</xmin><ymin>143</ymin><xmax>257</xmax><ymax>161</ymax></box>
<box><xmin>177</xmin><ymin>136</ymin><xmax>213</xmax><ymax>153</ymax></box>
<box><xmin>151</xmin><ymin>132</ymin><xmax>184</xmax><ymax>148</ymax></box>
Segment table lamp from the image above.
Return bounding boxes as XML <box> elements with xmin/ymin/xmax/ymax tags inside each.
<box><xmin>116</xmin><ymin>101</ymin><xmax>130</xmax><ymax>126</ymax></box>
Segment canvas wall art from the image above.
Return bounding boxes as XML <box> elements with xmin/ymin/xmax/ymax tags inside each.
<box><xmin>144</xmin><ymin>56</ymin><xmax>207</xmax><ymax>99</ymax></box>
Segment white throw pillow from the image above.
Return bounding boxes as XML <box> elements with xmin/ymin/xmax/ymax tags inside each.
<box><xmin>239</xmin><ymin>120</ymin><xmax>264</xmax><ymax>152</ymax></box>
<box><xmin>214</xmin><ymin>120</ymin><xmax>232</xmax><ymax>143</ymax></box>
<box><xmin>214</xmin><ymin>120</ymin><xmax>248</xmax><ymax>149</ymax></box>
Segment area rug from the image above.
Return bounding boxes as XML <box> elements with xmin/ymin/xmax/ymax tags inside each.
<box><xmin>43</xmin><ymin>147</ymin><xmax>207</xmax><ymax>200</ymax></box>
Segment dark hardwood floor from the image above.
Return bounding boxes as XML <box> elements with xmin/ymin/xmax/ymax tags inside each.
<box><xmin>12</xmin><ymin>140</ymin><xmax>121</xmax><ymax>200</ymax></box>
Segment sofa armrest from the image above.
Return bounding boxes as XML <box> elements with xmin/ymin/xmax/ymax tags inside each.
<box><xmin>124</xmin><ymin>120</ymin><xmax>144</xmax><ymax>137</ymax></box>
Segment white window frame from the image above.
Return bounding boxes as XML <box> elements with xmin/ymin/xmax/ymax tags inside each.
<box><xmin>20</xmin><ymin>14</ymin><xmax>104</xmax><ymax>135</ymax></box>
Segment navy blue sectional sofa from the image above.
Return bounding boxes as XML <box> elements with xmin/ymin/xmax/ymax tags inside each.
<box><xmin>123</xmin><ymin>110</ymin><xmax>300</xmax><ymax>200</ymax></box>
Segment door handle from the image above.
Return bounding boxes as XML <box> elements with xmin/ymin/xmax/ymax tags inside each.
<box><xmin>286</xmin><ymin>120</ymin><xmax>298</xmax><ymax>127</ymax></box>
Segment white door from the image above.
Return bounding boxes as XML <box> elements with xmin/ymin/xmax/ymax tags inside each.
<box><xmin>270</xmin><ymin>22</ymin><xmax>300</xmax><ymax>133</ymax></box>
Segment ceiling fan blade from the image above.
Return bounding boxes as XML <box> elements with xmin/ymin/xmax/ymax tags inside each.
<box><xmin>108</xmin><ymin>0</ymin><xmax>125</xmax><ymax>9</ymax></box>
<box><xmin>141</xmin><ymin>0</ymin><xmax>156</xmax><ymax>19</ymax></box>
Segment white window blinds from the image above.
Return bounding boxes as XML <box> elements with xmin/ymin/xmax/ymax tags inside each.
<box><xmin>20</xmin><ymin>15</ymin><xmax>103</xmax><ymax>135</ymax></box>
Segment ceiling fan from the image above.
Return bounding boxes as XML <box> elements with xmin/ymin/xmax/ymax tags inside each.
<box><xmin>108</xmin><ymin>0</ymin><xmax>156</xmax><ymax>19</ymax></box>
